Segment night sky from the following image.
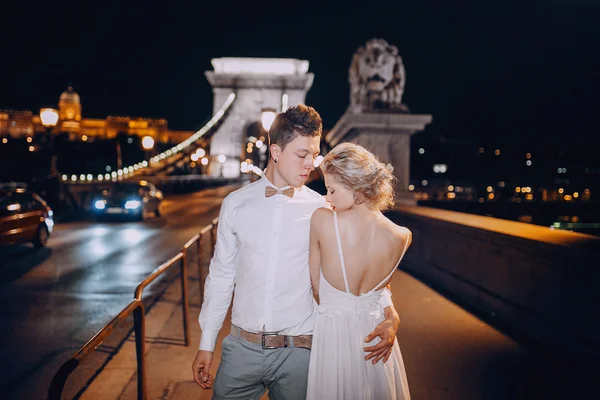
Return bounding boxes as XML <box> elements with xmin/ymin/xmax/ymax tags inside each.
<box><xmin>3</xmin><ymin>0</ymin><xmax>600</xmax><ymax>146</ymax></box>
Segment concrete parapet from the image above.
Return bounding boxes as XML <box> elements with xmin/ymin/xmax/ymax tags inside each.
<box><xmin>390</xmin><ymin>205</ymin><xmax>600</xmax><ymax>366</ymax></box>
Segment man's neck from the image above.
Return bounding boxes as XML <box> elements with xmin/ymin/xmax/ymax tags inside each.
<box><xmin>264</xmin><ymin>162</ymin><xmax>293</xmax><ymax>189</ymax></box>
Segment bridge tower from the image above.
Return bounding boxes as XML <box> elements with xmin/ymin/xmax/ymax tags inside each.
<box><xmin>205</xmin><ymin>58</ymin><xmax>314</xmax><ymax>178</ymax></box>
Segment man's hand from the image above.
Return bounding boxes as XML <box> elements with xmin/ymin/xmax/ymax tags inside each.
<box><xmin>364</xmin><ymin>306</ymin><xmax>400</xmax><ymax>364</ymax></box>
<box><xmin>192</xmin><ymin>350</ymin><xmax>215</xmax><ymax>389</ymax></box>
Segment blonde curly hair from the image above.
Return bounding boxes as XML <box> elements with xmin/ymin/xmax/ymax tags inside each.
<box><xmin>320</xmin><ymin>142</ymin><xmax>396</xmax><ymax>211</ymax></box>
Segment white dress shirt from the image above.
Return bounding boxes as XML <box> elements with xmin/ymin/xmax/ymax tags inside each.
<box><xmin>198</xmin><ymin>174</ymin><xmax>327</xmax><ymax>351</ymax></box>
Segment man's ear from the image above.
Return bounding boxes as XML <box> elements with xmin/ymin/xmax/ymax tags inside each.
<box><xmin>270</xmin><ymin>143</ymin><xmax>281</xmax><ymax>162</ymax></box>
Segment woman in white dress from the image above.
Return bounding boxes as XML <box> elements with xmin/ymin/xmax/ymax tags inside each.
<box><xmin>306</xmin><ymin>143</ymin><xmax>412</xmax><ymax>400</ymax></box>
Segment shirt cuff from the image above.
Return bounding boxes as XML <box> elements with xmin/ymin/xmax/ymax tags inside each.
<box><xmin>380</xmin><ymin>288</ymin><xmax>393</xmax><ymax>309</ymax></box>
<box><xmin>199</xmin><ymin>329</ymin><xmax>219</xmax><ymax>351</ymax></box>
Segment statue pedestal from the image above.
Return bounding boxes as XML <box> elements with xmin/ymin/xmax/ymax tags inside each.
<box><xmin>325</xmin><ymin>109</ymin><xmax>432</xmax><ymax>206</ymax></box>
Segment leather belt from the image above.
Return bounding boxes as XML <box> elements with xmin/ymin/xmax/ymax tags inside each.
<box><xmin>230</xmin><ymin>325</ymin><xmax>312</xmax><ymax>350</ymax></box>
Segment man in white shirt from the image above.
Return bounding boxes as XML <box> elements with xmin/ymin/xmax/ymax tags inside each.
<box><xmin>192</xmin><ymin>105</ymin><xmax>401</xmax><ymax>399</ymax></box>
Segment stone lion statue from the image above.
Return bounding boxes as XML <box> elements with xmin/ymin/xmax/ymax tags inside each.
<box><xmin>349</xmin><ymin>38</ymin><xmax>408</xmax><ymax>112</ymax></box>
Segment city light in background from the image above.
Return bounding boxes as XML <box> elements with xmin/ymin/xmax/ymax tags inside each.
<box><xmin>39</xmin><ymin>108</ymin><xmax>59</xmax><ymax>128</ymax></box>
<box><xmin>41</xmin><ymin>92</ymin><xmax>236</xmax><ymax>183</ymax></box>
<box><xmin>141</xmin><ymin>136</ymin><xmax>155</xmax><ymax>150</ymax></box>
<box><xmin>261</xmin><ymin>109</ymin><xmax>277</xmax><ymax>131</ymax></box>
<box><xmin>433</xmin><ymin>164</ymin><xmax>447</xmax><ymax>174</ymax></box>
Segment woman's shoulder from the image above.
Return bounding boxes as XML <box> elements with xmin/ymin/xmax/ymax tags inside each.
<box><xmin>310</xmin><ymin>207</ymin><xmax>333</xmax><ymax>223</ymax></box>
<box><xmin>311</xmin><ymin>207</ymin><xmax>334</xmax><ymax>226</ymax></box>
<box><xmin>381</xmin><ymin>216</ymin><xmax>412</xmax><ymax>247</ymax></box>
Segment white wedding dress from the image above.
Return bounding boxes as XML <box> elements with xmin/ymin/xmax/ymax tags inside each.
<box><xmin>306</xmin><ymin>211</ymin><xmax>411</xmax><ymax>400</ymax></box>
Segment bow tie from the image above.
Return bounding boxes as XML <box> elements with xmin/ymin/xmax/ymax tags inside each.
<box><xmin>265</xmin><ymin>186</ymin><xmax>295</xmax><ymax>198</ymax></box>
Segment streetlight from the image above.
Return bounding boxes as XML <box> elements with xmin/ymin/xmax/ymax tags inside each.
<box><xmin>141</xmin><ymin>136</ymin><xmax>154</xmax><ymax>150</ymax></box>
<box><xmin>141</xmin><ymin>135</ymin><xmax>155</xmax><ymax>161</ymax></box>
<box><xmin>258</xmin><ymin>111</ymin><xmax>275</xmax><ymax>171</ymax></box>
<box><xmin>40</xmin><ymin>108</ymin><xmax>59</xmax><ymax>175</ymax></box>
<box><xmin>261</xmin><ymin>108</ymin><xmax>277</xmax><ymax>132</ymax></box>
<box><xmin>40</xmin><ymin>108</ymin><xmax>59</xmax><ymax>128</ymax></box>
<box><xmin>217</xmin><ymin>154</ymin><xmax>226</xmax><ymax>177</ymax></box>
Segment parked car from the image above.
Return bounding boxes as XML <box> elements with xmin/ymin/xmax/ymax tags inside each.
<box><xmin>93</xmin><ymin>180</ymin><xmax>162</xmax><ymax>221</ymax></box>
<box><xmin>0</xmin><ymin>186</ymin><xmax>54</xmax><ymax>248</ymax></box>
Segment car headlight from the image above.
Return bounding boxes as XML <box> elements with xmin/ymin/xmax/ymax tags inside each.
<box><xmin>44</xmin><ymin>217</ymin><xmax>55</xmax><ymax>232</ymax></box>
<box><xmin>125</xmin><ymin>200</ymin><xmax>141</xmax><ymax>209</ymax></box>
<box><xmin>95</xmin><ymin>200</ymin><xmax>106</xmax><ymax>210</ymax></box>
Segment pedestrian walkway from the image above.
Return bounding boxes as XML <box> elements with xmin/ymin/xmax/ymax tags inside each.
<box><xmin>79</xmin><ymin>257</ymin><xmax>596</xmax><ymax>400</ymax></box>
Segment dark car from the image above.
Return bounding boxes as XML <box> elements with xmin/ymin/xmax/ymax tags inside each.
<box><xmin>0</xmin><ymin>187</ymin><xmax>54</xmax><ymax>248</ymax></box>
<box><xmin>93</xmin><ymin>180</ymin><xmax>163</xmax><ymax>221</ymax></box>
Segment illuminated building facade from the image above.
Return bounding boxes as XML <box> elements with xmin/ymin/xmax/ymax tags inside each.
<box><xmin>58</xmin><ymin>85</ymin><xmax>82</xmax><ymax>133</ymax></box>
<box><xmin>0</xmin><ymin>110</ymin><xmax>36</xmax><ymax>137</ymax></box>
<box><xmin>0</xmin><ymin>86</ymin><xmax>193</xmax><ymax>144</ymax></box>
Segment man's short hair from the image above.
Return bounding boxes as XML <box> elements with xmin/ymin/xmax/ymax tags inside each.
<box><xmin>268</xmin><ymin>104</ymin><xmax>322</xmax><ymax>150</ymax></box>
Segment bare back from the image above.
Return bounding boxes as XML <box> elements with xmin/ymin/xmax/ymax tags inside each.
<box><xmin>312</xmin><ymin>207</ymin><xmax>411</xmax><ymax>296</ymax></box>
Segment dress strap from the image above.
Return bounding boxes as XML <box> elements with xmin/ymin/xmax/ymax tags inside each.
<box><xmin>333</xmin><ymin>211</ymin><xmax>351</xmax><ymax>293</ymax></box>
<box><xmin>370</xmin><ymin>227</ymin><xmax>411</xmax><ymax>294</ymax></box>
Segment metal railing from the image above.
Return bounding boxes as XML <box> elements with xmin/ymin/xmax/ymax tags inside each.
<box><xmin>48</xmin><ymin>217</ymin><xmax>219</xmax><ymax>400</ymax></box>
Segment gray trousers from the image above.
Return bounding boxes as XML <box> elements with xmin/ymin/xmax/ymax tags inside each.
<box><xmin>212</xmin><ymin>334</ymin><xmax>311</xmax><ymax>400</ymax></box>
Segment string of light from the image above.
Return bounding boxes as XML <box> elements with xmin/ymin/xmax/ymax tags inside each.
<box><xmin>62</xmin><ymin>93</ymin><xmax>236</xmax><ymax>183</ymax></box>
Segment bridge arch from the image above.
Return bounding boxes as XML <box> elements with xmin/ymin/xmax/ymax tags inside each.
<box><xmin>205</xmin><ymin>57</ymin><xmax>313</xmax><ymax>177</ymax></box>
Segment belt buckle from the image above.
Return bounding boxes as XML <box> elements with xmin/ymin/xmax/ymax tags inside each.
<box><xmin>261</xmin><ymin>332</ymin><xmax>281</xmax><ymax>349</ymax></box>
